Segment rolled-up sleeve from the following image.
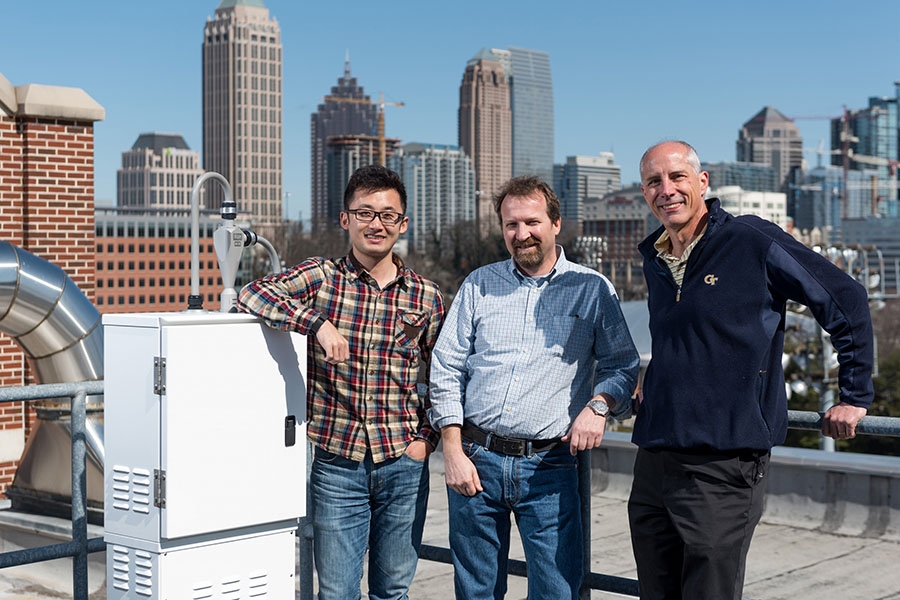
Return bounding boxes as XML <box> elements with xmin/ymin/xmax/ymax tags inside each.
<box><xmin>592</xmin><ymin>286</ymin><xmax>641</xmax><ymax>419</ymax></box>
<box><xmin>237</xmin><ymin>258</ymin><xmax>327</xmax><ymax>335</ymax></box>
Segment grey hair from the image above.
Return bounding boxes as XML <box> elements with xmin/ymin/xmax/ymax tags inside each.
<box><xmin>639</xmin><ymin>140</ymin><xmax>702</xmax><ymax>179</ymax></box>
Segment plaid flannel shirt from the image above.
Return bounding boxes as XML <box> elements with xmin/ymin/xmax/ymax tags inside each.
<box><xmin>237</xmin><ymin>252</ymin><xmax>444</xmax><ymax>463</ymax></box>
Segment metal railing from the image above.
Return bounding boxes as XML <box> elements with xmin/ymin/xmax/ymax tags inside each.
<box><xmin>415</xmin><ymin>410</ymin><xmax>900</xmax><ymax>600</ymax></box>
<box><xmin>0</xmin><ymin>380</ymin><xmax>105</xmax><ymax>599</ymax></box>
<box><xmin>1</xmin><ymin>381</ymin><xmax>899</xmax><ymax>600</ymax></box>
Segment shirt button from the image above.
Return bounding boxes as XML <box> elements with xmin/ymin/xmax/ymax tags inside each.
<box><xmin>369</xmin><ymin>370</ymin><xmax>376</xmax><ymax>375</ymax></box>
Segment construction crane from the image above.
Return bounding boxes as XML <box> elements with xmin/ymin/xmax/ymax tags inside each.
<box><xmin>322</xmin><ymin>92</ymin><xmax>404</xmax><ymax>166</ymax></box>
<box><xmin>805</xmin><ymin>140</ymin><xmax>897</xmax><ymax>173</ymax></box>
<box><xmin>791</xmin><ymin>107</ymin><xmax>895</xmax><ymax>218</ymax></box>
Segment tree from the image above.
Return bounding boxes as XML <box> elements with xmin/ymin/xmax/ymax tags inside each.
<box><xmin>278</xmin><ymin>220</ymin><xmax>349</xmax><ymax>270</ymax></box>
<box><xmin>404</xmin><ymin>221</ymin><xmax>507</xmax><ymax>302</ymax></box>
<box><xmin>871</xmin><ymin>298</ymin><xmax>900</xmax><ymax>359</ymax></box>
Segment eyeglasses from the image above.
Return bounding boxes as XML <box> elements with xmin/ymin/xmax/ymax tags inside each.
<box><xmin>347</xmin><ymin>209</ymin><xmax>405</xmax><ymax>225</ymax></box>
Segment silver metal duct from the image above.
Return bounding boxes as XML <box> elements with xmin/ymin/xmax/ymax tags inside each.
<box><xmin>0</xmin><ymin>241</ymin><xmax>104</xmax><ymax>521</ymax></box>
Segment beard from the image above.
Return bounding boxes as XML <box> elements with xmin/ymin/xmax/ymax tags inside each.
<box><xmin>512</xmin><ymin>238</ymin><xmax>544</xmax><ymax>269</ymax></box>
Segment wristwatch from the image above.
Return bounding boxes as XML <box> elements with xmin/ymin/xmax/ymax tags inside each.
<box><xmin>587</xmin><ymin>399</ymin><xmax>611</xmax><ymax>418</ymax></box>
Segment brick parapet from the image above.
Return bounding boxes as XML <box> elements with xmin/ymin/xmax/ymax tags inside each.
<box><xmin>0</xmin><ymin>72</ymin><xmax>103</xmax><ymax>495</ymax></box>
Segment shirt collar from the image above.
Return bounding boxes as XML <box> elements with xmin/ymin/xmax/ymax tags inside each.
<box><xmin>345</xmin><ymin>251</ymin><xmax>409</xmax><ymax>289</ymax></box>
<box><xmin>508</xmin><ymin>244</ymin><xmax>568</xmax><ymax>286</ymax></box>
<box><xmin>653</xmin><ymin>224</ymin><xmax>708</xmax><ymax>260</ymax></box>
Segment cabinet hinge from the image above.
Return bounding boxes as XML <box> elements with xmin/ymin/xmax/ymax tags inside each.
<box><xmin>153</xmin><ymin>356</ymin><xmax>167</xmax><ymax>395</ymax></box>
<box><xmin>154</xmin><ymin>469</ymin><xmax>167</xmax><ymax>508</ymax></box>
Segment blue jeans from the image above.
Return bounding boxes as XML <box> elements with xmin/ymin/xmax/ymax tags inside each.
<box><xmin>310</xmin><ymin>446</ymin><xmax>430</xmax><ymax>600</ymax></box>
<box><xmin>448</xmin><ymin>440</ymin><xmax>583</xmax><ymax>600</ymax></box>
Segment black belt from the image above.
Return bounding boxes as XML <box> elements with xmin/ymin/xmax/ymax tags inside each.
<box><xmin>461</xmin><ymin>422</ymin><xmax>562</xmax><ymax>457</ymax></box>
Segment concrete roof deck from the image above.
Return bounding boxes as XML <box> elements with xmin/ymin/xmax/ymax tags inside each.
<box><xmin>3</xmin><ymin>448</ymin><xmax>900</xmax><ymax>599</ymax></box>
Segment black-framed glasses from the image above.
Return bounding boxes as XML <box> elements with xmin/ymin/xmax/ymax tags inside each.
<box><xmin>347</xmin><ymin>209</ymin><xmax>405</xmax><ymax>225</ymax></box>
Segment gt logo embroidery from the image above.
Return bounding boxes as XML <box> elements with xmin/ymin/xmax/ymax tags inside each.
<box><xmin>703</xmin><ymin>274</ymin><xmax>719</xmax><ymax>286</ymax></box>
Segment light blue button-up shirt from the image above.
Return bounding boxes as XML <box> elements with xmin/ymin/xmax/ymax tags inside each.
<box><xmin>429</xmin><ymin>247</ymin><xmax>640</xmax><ymax>440</ymax></box>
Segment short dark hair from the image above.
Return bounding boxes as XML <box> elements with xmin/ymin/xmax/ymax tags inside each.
<box><xmin>492</xmin><ymin>176</ymin><xmax>561</xmax><ymax>224</ymax></box>
<box><xmin>343</xmin><ymin>164</ymin><xmax>407</xmax><ymax>213</ymax></box>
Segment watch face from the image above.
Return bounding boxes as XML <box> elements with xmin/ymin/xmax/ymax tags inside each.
<box><xmin>591</xmin><ymin>401</ymin><xmax>609</xmax><ymax>416</ymax></box>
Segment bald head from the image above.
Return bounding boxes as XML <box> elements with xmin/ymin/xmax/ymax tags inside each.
<box><xmin>640</xmin><ymin>141</ymin><xmax>702</xmax><ymax>183</ymax></box>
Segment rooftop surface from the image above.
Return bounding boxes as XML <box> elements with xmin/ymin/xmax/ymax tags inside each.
<box><xmin>2</xmin><ymin>452</ymin><xmax>899</xmax><ymax>599</ymax></box>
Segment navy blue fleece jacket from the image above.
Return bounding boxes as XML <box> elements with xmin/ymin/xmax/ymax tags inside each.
<box><xmin>633</xmin><ymin>199</ymin><xmax>874</xmax><ymax>452</ymax></box>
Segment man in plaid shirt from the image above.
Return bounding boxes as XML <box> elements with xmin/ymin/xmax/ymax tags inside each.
<box><xmin>238</xmin><ymin>165</ymin><xmax>444</xmax><ymax>600</ymax></box>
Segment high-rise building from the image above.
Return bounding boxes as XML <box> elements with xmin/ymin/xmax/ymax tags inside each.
<box><xmin>325</xmin><ymin>134</ymin><xmax>402</xmax><ymax>226</ymax></box>
<box><xmin>736</xmin><ymin>106</ymin><xmax>803</xmax><ymax>193</ymax></box>
<box><xmin>702</xmin><ymin>161</ymin><xmax>778</xmax><ymax>193</ymax></box>
<box><xmin>310</xmin><ymin>58</ymin><xmax>378</xmax><ymax>231</ymax></box>
<box><xmin>117</xmin><ymin>133</ymin><xmax>203</xmax><ymax>209</ymax></box>
<box><xmin>830</xmin><ymin>90</ymin><xmax>899</xmax><ymax>214</ymax></box>
<box><xmin>392</xmin><ymin>142</ymin><xmax>476</xmax><ymax>254</ymax></box>
<box><xmin>490</xmin><ymin>47</ymin><xmax>554</xmax><ymax>184</ymax></box>
<box><xmin>553</xmin><ymin>153</ymin><xmax>621</xmax><ymax>227</ymax></box>
<box><xmin>459</xmin><ymin>49</ymin><xmax>511</xmax><ymax>234</ymax></box>
<box><xmin>791</xmin><ymin>165</ymin><xmax>880</xmax><ymax>237</ymax></box>
<box><xmin>202</xmin><ymin>0</ymin><xmax>283</xmax><ymax>230</ymax></box>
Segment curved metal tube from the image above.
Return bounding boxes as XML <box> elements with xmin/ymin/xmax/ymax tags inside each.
<box><xmin>0</xmin><ymin>242</ymin><xmax>103</xmax><ymax>384</ymax></box>
<box><xmin>190</xmin><ymin>172</ymin><xmax>233</xmax><ymax>308</ymax></box>
<box><xmin>242</xmin><ymin>230</ymin><xmax>282</xmax><ymax>274</ymax></box>
<box><xmin>254</xmin><ymin>233</ymin><xmax>282</xmax><ymax>274</ymax></box>
<box><xmin>0</xmin><ymin>241</ymin><xmax>105</xmax><ymax>512</ymax></box>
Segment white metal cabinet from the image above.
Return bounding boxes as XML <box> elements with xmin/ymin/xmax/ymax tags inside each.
<box><xmin>103</xmin><ymin>311</ymin><xmax>307</xmax><ymax>598</ymax></box>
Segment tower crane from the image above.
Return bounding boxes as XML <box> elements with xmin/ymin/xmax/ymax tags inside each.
<box><xmin>322</xmin><ymin>92</ymin><xmax>404</xmax><ymax>166</ymax></box>
<box><xmin>790</xmin><ymin>107</ymin><xmax>896</xmax><ymax>218</ymax></box>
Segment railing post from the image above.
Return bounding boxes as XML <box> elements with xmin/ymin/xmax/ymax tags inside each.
<box><xmin>71</xmin><ymin>388</ymin><xmax>89</xmax><ymax>600</ymax></box>
<box><xmin>297</xmin><ymin>517</ymin><xmax>315</xmax><ymax>600</ymax></box>
<box><xmin>578</xmin><ymin>449</ymin><xmax>591</xmax><ymax>600</ymax></box>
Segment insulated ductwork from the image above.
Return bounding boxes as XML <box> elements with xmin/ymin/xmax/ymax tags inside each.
<box><xmin>0</xmin><ymin>241</ymin><xmax>104</xmax><ymax>521</ymax></box>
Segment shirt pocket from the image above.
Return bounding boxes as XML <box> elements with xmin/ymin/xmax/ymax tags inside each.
<box><xmin>395</xmin><ymin>309</ymin><xmax>427</xmax><ymax>351</ymax></box>
<box><xmin>392</xmin><ymin>310</ymin><xmax>426</xmax><ymax>391</ymax></box>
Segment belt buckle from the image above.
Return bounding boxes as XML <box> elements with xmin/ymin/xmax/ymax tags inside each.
<box><xmin>493</xmin><ymin>435</ymin><xmax>526</xmax><ymax>456</ymax></box>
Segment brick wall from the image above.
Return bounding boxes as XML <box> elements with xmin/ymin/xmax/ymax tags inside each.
<box><xmin>0</xmin><ymin>79</ymin><xmax>103</xmax><ymax>495</ymax></box>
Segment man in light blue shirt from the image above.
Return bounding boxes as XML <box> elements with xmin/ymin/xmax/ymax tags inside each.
<box><xmin>429</xmin><ymin>176</ymin><xmax>640</xmax><ymax>599</ymax></box>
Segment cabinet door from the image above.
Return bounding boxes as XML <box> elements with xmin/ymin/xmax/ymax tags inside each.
<box><xmin>160</xmin><ymin>320</ymin><xmax>307</xmax><ymax>540</ymax></box>
<box><xmin>103</xmin><ymin>321</ymin><xmax>164</xmax><ymax>542</ymax></box>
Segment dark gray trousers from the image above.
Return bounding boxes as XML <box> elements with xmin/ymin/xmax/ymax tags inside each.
<box><xmin>627</xmin><ymin>447</ymin><xmax>770</xmax><ymax>600</ymax></box>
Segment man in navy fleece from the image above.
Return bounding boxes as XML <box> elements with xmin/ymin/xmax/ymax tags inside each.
<box><xmin>629</xmin><ymin>140</ymin><xmax>873</xmax><ymax>600</ymax></box>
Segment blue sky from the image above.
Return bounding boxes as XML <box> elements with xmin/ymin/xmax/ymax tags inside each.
<box><xmin>3</xmin><ymin>0</ymin><xmax>899</xmax><ymax>222</ymax></box>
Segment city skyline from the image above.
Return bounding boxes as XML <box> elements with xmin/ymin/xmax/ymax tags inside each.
<box><xmin>203</xmin><ymin>0</ymin><xmax>283</xmax><ymax>228</ymax></box>
<box><xmin>3</xmin><ymin>0</ymin><xmax>899</xmax><ymax>224</ymax></box>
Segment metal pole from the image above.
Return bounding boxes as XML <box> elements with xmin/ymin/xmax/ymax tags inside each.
<box><xmin>578</xmin><ymin>450</ymin><xmax>591</xmax><ymax>600</ymax></box>
<box><xmin>189</xmin><ymin>172</ymin><xmax>233</xmax><ymax>309</ymax></box>
<box><xmin>297</xmin><ymin>518</ymin><xmax>315</xmax><ymax>600</ymax></box>
<box><xmin>788</xmin><ymin>411</ymin><xmax>900</xmax><ymax>437</ymax></box>
<box><xmin>71</xmin><ymin>390</ymin><xmax>89</xmax><ymax>600</ymax></box>
<box><xmin>820</xmin><ymin>325</ymin><xmax>835</xmax><ymax>452</ymax></box>
<box><xmin>299</xmin><ymin>440</ymin><xmax>315</xmax><ymax>600</ymax></box>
